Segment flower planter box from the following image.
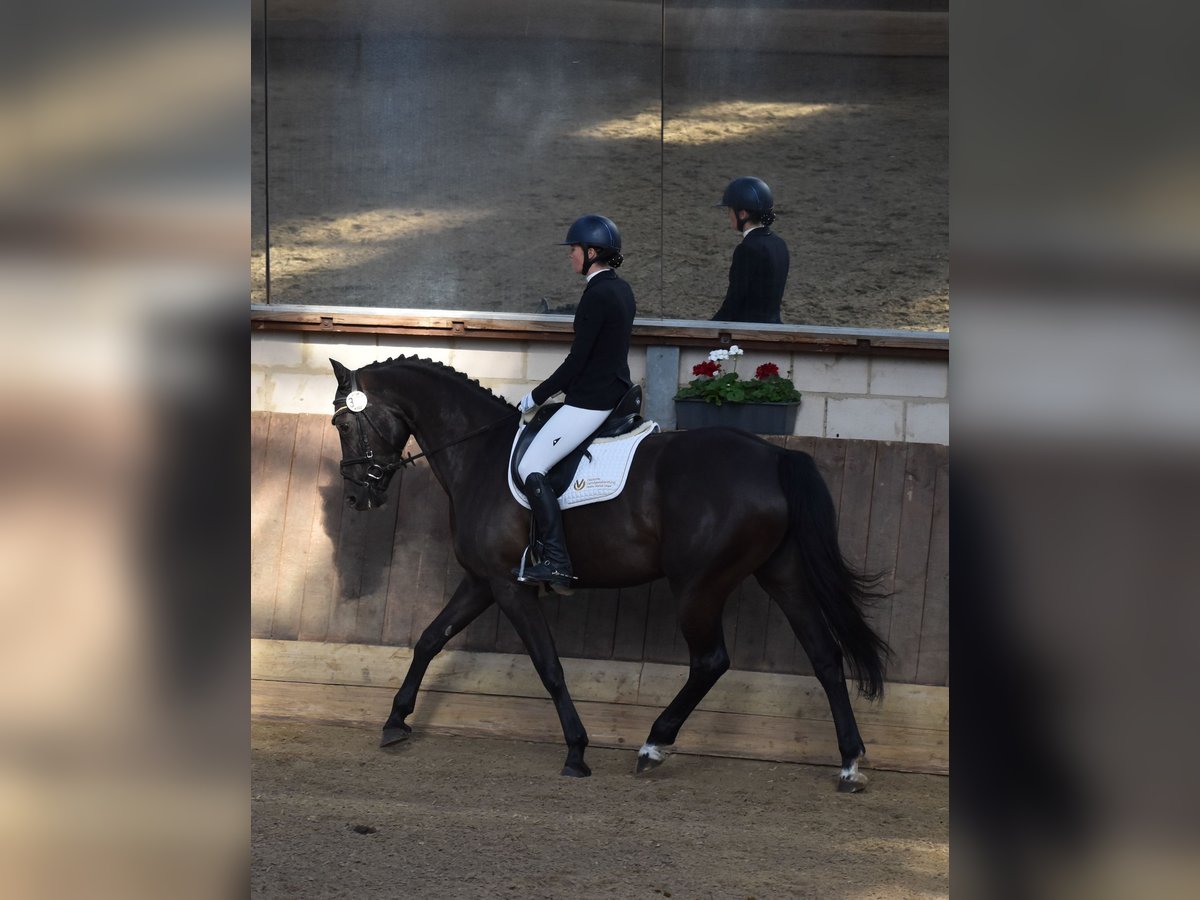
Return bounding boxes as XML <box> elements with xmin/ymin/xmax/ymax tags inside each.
<box><xmin>674</xmin><ymin>399</ymin><xmax>800</xmax><ymax>435</ymax></box>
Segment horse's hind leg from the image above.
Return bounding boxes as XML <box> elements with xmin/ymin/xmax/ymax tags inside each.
<box><xmin>636</xmin><ymin>584</ymin><xmax>732</xmax><ymax>774</ymax></box>
<box><xmin>491</xmin><ymin>579</ymin><xmax>592</xmax><ymax>778</ymax></box>
<box><xmin>381</xmin><ymin>574</ymin><xmax>495</xmax><ymax>748</ymax></box>
<box><xmin>756</xmin><ymin>568</ymin><xmax>869</xmax><ymax>792</ymax></box>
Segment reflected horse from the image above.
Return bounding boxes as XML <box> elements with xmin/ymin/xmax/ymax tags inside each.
<box><xmin>330</xmin><ymin>356</ymin><xmax>890</xmax><ymax>790</ymax></box>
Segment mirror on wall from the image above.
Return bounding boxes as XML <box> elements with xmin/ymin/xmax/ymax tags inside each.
<box><xmin>253</xmin><ymin>1</ymin><xmax>948</xmax><ymax>332</ymax></box>
<box><xmin>258</xmin><ymin>1</ymin><xmax>664</xmax><ymax>315</ymax></box>
<box><xmin>251</xmin><ymin>0</ymin><xmax>268</xmax><ymax>305</ymax></box>
<box><xmin>662</xmin><ymin>1</ymin><xmax>948</xmax><ymax>331</ymax></box>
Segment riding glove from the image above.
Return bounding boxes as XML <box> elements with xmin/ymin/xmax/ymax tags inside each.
<box><xmin>518</xmin><ymin>393</ymin><xmax>537</xmax><ymax>413</ymax></box>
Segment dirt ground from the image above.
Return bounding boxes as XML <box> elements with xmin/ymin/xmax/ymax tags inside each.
<box><xmin>253</xmin><ymin>26</ymin><xmax>947</xmax><ymax>331</ymax></box>
<box><xmin>252</xmin><ymin>721</ymin><xmax>948</xmax><ymax>899</ymax></box>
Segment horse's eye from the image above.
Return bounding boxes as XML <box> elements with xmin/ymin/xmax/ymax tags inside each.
<box><xmin>338</xmin><ymin>422</ymin><xmax>350</xmax><ymax>434</ymax></box>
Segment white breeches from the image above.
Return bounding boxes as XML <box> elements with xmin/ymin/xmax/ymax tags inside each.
<box><xmin>517</xmin><ymin>404</ymin><xmax>612</xmax><ymax>482</ymax></box>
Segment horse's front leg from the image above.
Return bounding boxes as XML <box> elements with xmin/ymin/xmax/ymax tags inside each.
<box><xmin>491</xmin><ymin>578</ymin><xmax>591</xmax><ymax>777</ymax></box>
<box><xmin>381</xmin><ymin>574</ymin><xmax>495</xmax><ymax>748</ymax></box>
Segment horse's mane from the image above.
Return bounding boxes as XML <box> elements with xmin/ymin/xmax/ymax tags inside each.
<box><xmin>362</xmin><ymin>355</ymin><xmax>516</xmax><ymax>412</ymax></box>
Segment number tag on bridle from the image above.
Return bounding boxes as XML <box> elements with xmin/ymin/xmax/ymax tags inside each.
<box><xmin>346</xmin><ymin>391</ymin><xmax>368</xmax><ymax>412</ymax></box>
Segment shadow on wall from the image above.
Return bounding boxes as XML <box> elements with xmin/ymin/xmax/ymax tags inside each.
<box><xmin>318</xmin><ymin>469</ymin><xmax>402</xmax><ymax>607</ymax></box>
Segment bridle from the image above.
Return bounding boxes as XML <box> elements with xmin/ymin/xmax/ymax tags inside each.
<box><xmin>332</xmin><ymin>374</ymin><xmax>518</xmax><ymax>495</ymax></box>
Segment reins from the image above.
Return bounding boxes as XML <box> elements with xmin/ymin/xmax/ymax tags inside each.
<box><xmin>388</xmin><ymin>407</ymin><xmax>519</xmax><ymax>469</ymax></box>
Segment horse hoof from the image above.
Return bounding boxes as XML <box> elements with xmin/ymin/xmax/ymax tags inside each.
<box><xmin>635</xmin><ymin>754</ymin><xmax>664</xmax><ymax>775</ymax></box>
<box><xmin>379</xmin><ymin>725</ymin><xmax>412</xmax><ymax>749</ymax></box>
<box><xmin>561</xmin><ymin>761</ymin><xmax>591</xmax><ymax>778</ymax></box>
<box><xmin>836</xmin><ymin>776</ymin><xmax>867</xmax><ymax>793</ymax></box>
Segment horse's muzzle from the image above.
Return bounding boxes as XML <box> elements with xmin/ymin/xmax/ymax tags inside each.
<box><xmin>346</xmin><ymin>487</ymin><xmax>388</xmax><ymax>511</ymax></box>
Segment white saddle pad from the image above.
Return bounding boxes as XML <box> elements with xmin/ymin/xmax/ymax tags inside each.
<box><xmin>508</xmin><ymin>419</ymin><xmax>659</xmax><ymax>510</ymax></box>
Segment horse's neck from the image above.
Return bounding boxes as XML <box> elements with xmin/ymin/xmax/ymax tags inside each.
<box><xmin>383</xmin><ymin>372</ymin><xmax>508</xmax><ymax>498</ymax></box>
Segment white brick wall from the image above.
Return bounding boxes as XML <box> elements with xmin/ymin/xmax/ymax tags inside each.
<box><xmin>826</xmin><ymin>397</ymin><xmax>906</xmax><ymax>441</ymax></box>
<box><xmin>905</xmin><ymin>401</ymin><xmax>950</xmax><ymax>444</ymax></box>
<box><xmin>870</xmin><ymin>358</ymin><xmax>948</xmax><ymax>398</ymax></box>
<box><xmin>790</xmin><ymin>354</ymin><xmax>870</xmax><ymax>394</ymax></box>
<box><xmin>252</xmin><ymin>332</ymin><xmax>950</xmax><ymax>445</ymax></box>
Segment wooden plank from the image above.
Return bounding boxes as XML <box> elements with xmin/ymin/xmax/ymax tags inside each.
<box><xmin>837</xmin><ymin>440</ymin><xmax>876</xmax><ymax>574</ymax></box>
<box><xmin>492</xmin><ymin>597</ymin><xmax>528</xmax><ymax>656</ymax></box>
<box><xmin>251</xmin><ymin>412</ymin><xmax>298</xmax><ymax>638</ymax></box>
<box><xmin>455</xmin><ymin>560</ymin><xmax>502</xmax><ymax>653</ymax></box>
<box><xmin>551</xmin><ymin>589</ymin><xmax>589</xmax><ymax>659</ymax></box>
<box><xmin>349</xmin><ymin>473</ymin><xmax>402</xmax><ymax>645</ymax></box>
<box><xmin>380</xmin><ymin>444</ymin><xmax>429</xmax><ymax>646</ymax></box>
<box><xmin>270</xmin><ymin>414</ymin><xmax>326</xmax><ymax>639</ymax></box>
<box><xmin>731</xmin><ymin>578</ymin><xmax>771</xmax><ymax>672</ymax></box>
<box><xmin>811</xmin><ymin>437</ymin><xmax>846</xmax><ymax>523</ymax></box>
<box><xmin>763</xmin><ymin>435</ymin><xmax>819</xmax><ymax>678</ymax></box>
<box><xmin>297</xmin><ymin>423</ymin><xmax>345</xmax><ymax>642</ymax></box>
<box><xmin>251</xmin><ymin>639</ymin><xmax>947</xmax><ymax>732</ymax></box>
<box><xmin>395</xmin><ymin>458</ymin><xmax>452</xmax><ymax>650</ymax></box>
<box><xmin>251</xmin><ymin>679</ymin><xmax>948</xmax><ymax>774</ymax></box>
<box><xmin>642</xmin><ymin>578</ymin><xmax>686</xmax><ymax>665</ymax></box>
<box><xmin>381</xmin><ymin>536</ymin><xmax>421</xmax><ymax>646</ymax></box>
<box><xmin>611</xmin><ymin>582</ymin><xmax>651</xmax><ymax>661</ymax></box>
<box><xmin>583</xmin><ymin>588</ymin><xmax>620</xmax><ymax>660</ymax></box>
<box><xmin>251</xmin><ymin>641</ymin><xmax>641</xmax><ymax>705</ymax></box>
<box><xmin>252</xmin><ymin>307</ymin><xmax>949</xmax><ymax>359</ymax></box>
<box><xmin>249</xmin><ymin>410</ymin><xmax>274</xmax><ymax>637</ymax></box>
<box><xmin>915</xmin><ymin>449</ymin><xmax>949</xmax><ymax>685</ymax></box>
<box><xmin>888</xmin><ymin>443</ymin><xmax>938</xmax><ymax>682</ymax></box>
<box><xmin>761</xmin><ymin>596</ymin><xmax>800</xmax><ymax>675</ymax></box>
<box><xmin>637</xmin><ymin>662</ymin><xmax>947</xmax><ymax>733</ymax></box>
<box><xmin>863</xmin><ymin>441</ymin><xmax>908</xmax><ymax>649</ymax></box>
<box><xmin>326</xmin><ymin>495</ymin><xmax>371</xmax><ymax>643</ymax></box>
<box><xmin>250</xmin><ymin>410</ymin><xmax>270</xmax><ymax>482</ymax></box>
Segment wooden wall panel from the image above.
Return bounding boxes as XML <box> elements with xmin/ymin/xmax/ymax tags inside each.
<box><xmin>297</xmin><ymin>424</ymin><xmax>343</xmax><ymax>642</ymax></box>
<box><xmin>916</xmin><ymin>451</ymin><xmax>950</xmax><ymax>685</ymax></box>
<box><xmin>251</xmin><ymin>412</ymin><xmax>298</xmax><ymax>637</ymax></box>
<box><xmin>270</xmin><ymin>414</ymin><xmax>327</xmax><ymax>639</ymax></box>
<box><xmin>863</xmin><ymin>441</ymin><xmax>908</xmax><ymax>657</ymax></box>
<box><xmin>252</xmin><ymin>415</ymin><xmax>949</xmax><ymax>686</ymax></box>
<box><xmin>888</xmin><ymin>443</ymin><xmax>940</xmax><ymax>682</ymax></box>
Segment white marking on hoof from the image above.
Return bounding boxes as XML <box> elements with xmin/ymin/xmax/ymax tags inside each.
<box><xmin>839</xmin><ymin>760</ymin><xmax>868</xmax><ymax>784</ymax></box>
<box><xmin>638</xmin><ymin>742</ymin><xmax>666</xmax><ymax>763</ymax></box>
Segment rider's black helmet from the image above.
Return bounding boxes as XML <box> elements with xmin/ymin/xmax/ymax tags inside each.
<box><xmin>716</xmin><ymin>176</ymin><xmax>776</xmax><ymax>227</ymax></box>
<box><xmin>560</xmin><ymin>214</ymin><xmax>623</xmax><ymax>268</ymax></box>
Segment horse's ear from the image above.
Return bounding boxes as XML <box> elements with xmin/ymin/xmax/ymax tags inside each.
<box><xmin>330</xmin><ymin>358</ymin><xmax>352</xmax><ymax>388</ymax></box>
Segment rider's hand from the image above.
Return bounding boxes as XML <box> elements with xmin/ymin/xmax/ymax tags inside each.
<box><xmin>518</xmin><ymin>393</ymin><xmax>537</xmax><ymax>414</ymax></box>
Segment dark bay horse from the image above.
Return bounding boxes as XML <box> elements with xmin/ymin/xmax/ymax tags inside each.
<box><xmin>330</xmin><ymin>356</ymin><xmax>890</xmax><ymax>791</ymax></box>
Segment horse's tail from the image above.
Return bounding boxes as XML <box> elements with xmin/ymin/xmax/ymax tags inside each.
<box><xmin>779</xmin><ymin>450</ymin><xmax>891</xmax><ymax>700</ymax></box>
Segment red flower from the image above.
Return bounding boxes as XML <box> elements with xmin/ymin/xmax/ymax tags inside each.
<box><xmin>693</xmin><ymin>360</ymin><xmax>720</xmax><ymax>377</ymax></box>
<box><xmin>755</xmin><ymin>362</ymin><xmax>780</xmax><ymax>380</ymax></box>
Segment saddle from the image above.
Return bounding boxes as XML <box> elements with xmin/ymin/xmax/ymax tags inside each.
<box><xmin>510</xmin><ymin>384</ymin><xmax>644</xmax><ymax>499</ymax></box>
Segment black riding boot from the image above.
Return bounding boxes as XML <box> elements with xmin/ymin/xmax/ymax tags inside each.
<box><xmin>514</xmin><ymin>472</ymin><xmax>575</xmax><ymax>594</ymax></box>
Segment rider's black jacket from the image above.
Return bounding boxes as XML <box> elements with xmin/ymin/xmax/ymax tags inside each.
<box><xmin>532</xmin><ymin>269</ymin><xmax>636</xmax><ymax>410</ymax></box>
<box><xmin>711</xmin><ymin>226</ymin><xmax>789</xmax><ymax>324</ymax></box>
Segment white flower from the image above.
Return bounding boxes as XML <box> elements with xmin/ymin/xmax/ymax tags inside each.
<box><xmin>728</xmin><ymin>345</ymin><xmax>744</xmax><ymax>356</ymax></box>
<box><xmin>708</xmin><ymin>349</ymin><xmax>730</xmax><ymax>362</ymax></box>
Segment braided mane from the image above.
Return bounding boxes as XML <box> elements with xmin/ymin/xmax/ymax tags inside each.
<box><xmin>362</xmin><ymin>355</ymin><xmax>517</xmax><ymax>412</ymax></box>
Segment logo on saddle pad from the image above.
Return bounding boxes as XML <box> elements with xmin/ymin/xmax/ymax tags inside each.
<box><xmin>573</xmin><ymin>478</ymin><xmax>586</xmax><ymax>491</ymax></box>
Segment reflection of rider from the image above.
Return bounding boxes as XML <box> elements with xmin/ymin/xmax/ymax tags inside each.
<box><xmin>712</xmin><ymin>176</ymin><xmax>789</xmax><ymax>324</ymax></box>
<box><xmin>514</xmin><ymin>214</ymin><xmax>636</xmax><ymax>592</ymax></box>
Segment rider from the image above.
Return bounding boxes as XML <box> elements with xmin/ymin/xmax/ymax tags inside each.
<box><xmin>711</xmin><ymin>176</ymin><xmax>790</xmax><ymax>324</ymax></box>
<box><xmin>514</xmin><ymin>214</ymin><xmax>636</xmax><ymax>592</ymax></box>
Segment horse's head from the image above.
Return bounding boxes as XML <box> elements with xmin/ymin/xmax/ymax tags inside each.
<box><xmin>330</xmin><ymin>359</ymin><xmax>411</xmax><ymax>511</ymax></box>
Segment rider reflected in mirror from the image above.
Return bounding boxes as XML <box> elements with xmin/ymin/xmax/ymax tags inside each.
<box><xmin>711</xmin><ymin>176</ymin><xmax>789</xmax><ymax>325</ymax></box>
<box><xmin>514</xmin><ymin>214</ymin><xmax>637</xmax><ymax>594</ymax></box>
